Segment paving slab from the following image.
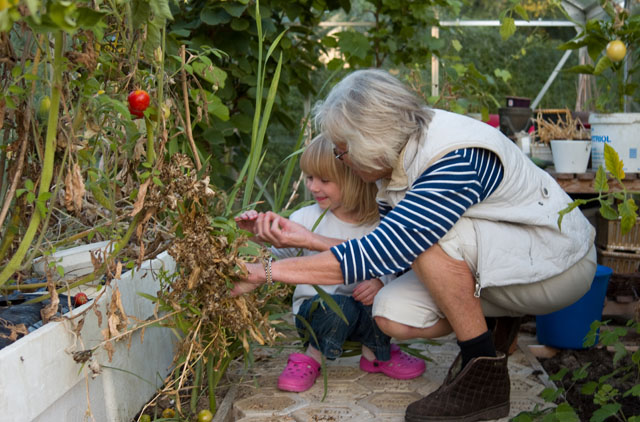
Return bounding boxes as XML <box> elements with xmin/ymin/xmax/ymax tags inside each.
<box><xmin>224</xmin><ymin>332</ymin><xmax>553</xmax><ymax>422</ymax></box>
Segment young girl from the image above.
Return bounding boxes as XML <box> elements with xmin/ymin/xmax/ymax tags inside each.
<box><xmin>235</xmin><ymin>135</ymin><xmax>425</xmax><ymax>393</ymax></box>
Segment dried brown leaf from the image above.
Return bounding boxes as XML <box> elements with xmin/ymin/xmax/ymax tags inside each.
<box><xmin>187</xmin><ymin>266</ymin><xmax>201</xmax><ymax>290</ymax></box>
<box><xmin>131</xmin><ymin>178</ymin><xmax>151</xmax><ymax>217</ymax></box>
<box><xmin>40</xmin><ymin>278</ymin><xmax>60</xmax><ymax>324</ymax></box>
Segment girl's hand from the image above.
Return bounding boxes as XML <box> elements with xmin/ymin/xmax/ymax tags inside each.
<box><xmin>352</xmin><ymin>278</ymin><xmax>383</xmax><ymax>306</ymax></box>
<box><xmin>234</xmin><ymin>210</ymin><xmax>259</xmax><ymax>234</ymax></box>
<box><xmin>256</xmin><ymin>211</ymin><xmax>312</xmax><ymax>249</ymax></box>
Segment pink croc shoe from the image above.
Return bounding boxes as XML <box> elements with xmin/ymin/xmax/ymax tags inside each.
<box><xmin>277</xmin><ymin>353</ymin><xmax>321</xmax><ymax>392</ymax></box>
<box><xmin>360</xmin><ymin>344</ymin><xmax>426</xmax><ymax>380</ymax></box>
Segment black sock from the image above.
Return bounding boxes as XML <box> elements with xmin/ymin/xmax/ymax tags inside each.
<box><xmin>485</xmin><ymin>317</ymin><xmax>497</xmax><ymax>332</ymax></box>
<box><xmin>457</xmin><ymin>330</ymin><xmax>497</xmax><ymax>368</ymax></box>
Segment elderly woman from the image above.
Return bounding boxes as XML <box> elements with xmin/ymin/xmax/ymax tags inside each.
<box><xmin>232</xmin><ymin>69</ymin><xmax>596</xmax><ymax>422</ymax></box>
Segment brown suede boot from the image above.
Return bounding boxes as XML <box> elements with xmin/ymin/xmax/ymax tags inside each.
<box><xmin>405</xmin><ymin>353</ymin><xmax>510</xmax><ymax>422</ymax></box>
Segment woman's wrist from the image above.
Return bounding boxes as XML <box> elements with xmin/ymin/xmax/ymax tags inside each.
<box><xmin>246</xmin><ymin>262</ymin><xmax>266</xmax><ymax>284</ymax></box>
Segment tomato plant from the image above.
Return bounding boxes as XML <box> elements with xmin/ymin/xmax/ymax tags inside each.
<box><xmin>74</xmin><ymin>292</ymin><xmax>88</xmax><ymax>307</ymax></box>
<box><xmin>128</xmin><ymin>89</ymin><xmax>151</xmax><ymax>119</ymax></box>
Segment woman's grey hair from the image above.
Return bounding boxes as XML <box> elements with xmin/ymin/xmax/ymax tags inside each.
<box><xmin>313</xmin><ymin>69</ymin><xmax>433</xmax><ymax>172</ymax></box>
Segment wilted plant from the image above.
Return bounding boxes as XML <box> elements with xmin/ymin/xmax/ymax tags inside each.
<box><xmin>533</xmin><ymin>110</ymin><xmax>590</xmax><ymax>144</ymax></box>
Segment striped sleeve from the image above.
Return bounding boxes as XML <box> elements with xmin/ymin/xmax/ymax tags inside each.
<box><xmin>331</xmin><ymin>147</ymin><xmax>504</xmax><ymax>284</ymax></box>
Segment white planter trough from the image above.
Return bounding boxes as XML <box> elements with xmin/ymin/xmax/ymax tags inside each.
<box><xmin>590</xmin><ymin>112</ymin><xmax>640</xmax><ymax>173</ymax></box>
<box><xmin>0</xmin><ymin>248</ymin><xmax>177</xmax><ymax>422</ymax></box>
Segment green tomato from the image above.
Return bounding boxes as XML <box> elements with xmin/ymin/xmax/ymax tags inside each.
<box><xmin>139</xmin><ymin>415</ymin><xmax>151</xmax><ymax>422</ymax></box>
<box><xmin>606</xmin><ymin>40</ymin><xmax>627</xmax><ymax>62</ymax></box>
<box><xmin>161</xmin><ymin>408</ymin><xmax>175</xmax><ymax>418</ymax></box>
<box><xmin>38</xmin><ymin>96</ymin><xmax>51</xmax><ymax>116</ymax></box>
<box><xmin>197</xmin><ymin>409</ymin><xmax>213</xmax><ymax>422</ymax></box>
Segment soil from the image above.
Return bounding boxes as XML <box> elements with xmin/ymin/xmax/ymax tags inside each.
<box><xmin>537</xmin><ymin>330</ymin><xmax>640</xmax><ymax>421</ymax></box>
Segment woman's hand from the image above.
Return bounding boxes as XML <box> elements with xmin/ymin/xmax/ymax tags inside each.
<box><xmin>234</xmin><ymin>210</ymin><xmax>259</xmax><ymax>234</ymax></box>
<box><xmin>256</xmin><ymin>211</ymin><xmax>312</xmax><ymax>249</ymax></box>
<box><xmin>230</xmin><ymin>262</ymin><xmax>264</xmax><ymax>297</ymax></box>
<box><xmin>352</xmin><ymin>278</ymin><xmax>383</xmax><ymax>306</ymax></box>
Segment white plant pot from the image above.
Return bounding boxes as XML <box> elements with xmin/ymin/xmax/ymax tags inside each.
<box><xmin>0</xmin><ymin>250</ymin><xmax>177</xmax><ymax>422</ymax></box>
<box><xmin>550</xmin><ymin>140</ymin><xmax>592</xmax><ymax>173</ymax></box>
<box><xmin>590</xmin><ymin>113</ymin><xmax>640</xmax><ymax>173</ymax></box>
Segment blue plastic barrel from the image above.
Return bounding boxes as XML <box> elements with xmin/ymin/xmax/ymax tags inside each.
<box><xmin>536</xmin><ymin>265</ymin><xmax>613</xmax><ymax>349</ymax></box>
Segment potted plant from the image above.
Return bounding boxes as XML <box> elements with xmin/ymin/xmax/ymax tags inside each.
<box><xmin>534</xmin><ymin>109</ymin><xmax>592</xmax><ymax>173</ymax></box>
<box><xmin>558</xmin><ymin>0</ymin><xmax>640</xmax><ymax>173</ymax></box>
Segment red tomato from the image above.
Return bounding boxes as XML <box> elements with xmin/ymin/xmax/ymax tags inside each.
<box><xmin>74</xmin><ymin>292</ymin><xmax>88</xmax><ymax>306</ymax></box>
<box><xmin>127</xmin><ymin>89</ymin><xmax>150</xmax><ymax>119</ymax></box>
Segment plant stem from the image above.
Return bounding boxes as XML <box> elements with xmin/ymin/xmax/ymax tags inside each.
<box><xmin>0</xmin><ymin>31</ymin><xmax>63</xmax><ymax>288</ymax></box>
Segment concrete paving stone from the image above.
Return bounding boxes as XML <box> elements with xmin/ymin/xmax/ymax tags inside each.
<box><xmin>291</xmin><ymin>403</ymin><xmax>374</xmax><ymax>421</ymax></box>
<box><xmin>233</xmin><ymin>392</ymin><xmax>305</xmax><ymax>419</ymax></box>
<box><xmin>235</xmin><ymin>416</ymin><xmax>298</xmax><ymax>422</ymax></box>
<box><xmin>415</xmin><ymin>379</ymin><xmax>445</xmax><ymax>396</ymax></box>
<box><xmin>357</xmin><ymin>391</ymin><xmax>422</xmax><ymax>415</ymax></box>
<box><xmin>510</xmin><ymin>373</ymin><xmax>547</xmax><ymax>396</ymax></box>
<box><xmin>422</xmin><ymin>365</ymin><xmax>449</xmax><ymax>383</ymax></box>
<box><xmin>300</xmin><ymin>380</ymin><xmax>371</xmax><ymax>403</ymax></box>
<box><xmin>357</xmin><ymin>372</ymin><xmax>425</xmax><ymax>393</ymax></box>
<box><xmin>223</xmin><ymin>333</ymin><xmax>555</xmax><ymax>422</ymax></box>
<box><xmin>323</xmin><ymin>364</ymin><xmax>367</xmax><ymax>381</ymax></box>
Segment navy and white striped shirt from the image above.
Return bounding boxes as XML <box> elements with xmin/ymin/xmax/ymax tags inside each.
<box><xmin>330</xmin><ymin>147</ymin><xmax>504</xmax><ymax>284</ymax></box>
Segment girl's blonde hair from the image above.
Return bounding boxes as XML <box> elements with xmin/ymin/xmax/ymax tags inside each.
<box><xmin>300</xmin><ymin>135</ymin><xmax>379</xmax><ymax>225</ymax></box>
<box><xmin>313</xmin><ymin>68</ymin><xmax>433</xmax><ymax>172</ymax></box>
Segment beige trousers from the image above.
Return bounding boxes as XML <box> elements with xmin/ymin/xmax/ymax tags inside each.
<box><xmin>372</xmin><ymin>217</ymin><xmax>597</xmax><ymax>329</ymax></box>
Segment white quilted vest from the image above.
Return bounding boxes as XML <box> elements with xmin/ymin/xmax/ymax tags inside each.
<box><xmin>377</xmin><ymin>109</ymin><xmax>595</xmax><ymax>288</ymax></box>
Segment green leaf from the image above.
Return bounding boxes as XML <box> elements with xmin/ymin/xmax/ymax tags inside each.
<box><xmin>200</xmin><ymin>6</ymin><xmax>231</xmax><ymax>26</ymax></box>
<box><xmin>619</xmin><ymin>199</ymin><xmax>638</xmax><ymax>235</ymax></box>
<box><xmin>149</xmin><ymin>0</ymin><xmax>173</xmax><ymax>21</ymax></box>
<box><xmin>311</xmin><ymin>285</ymin><xmax>348</xmax><ymax>325</ymax></box>
<box><xmin>207</xmin><ymin>94</ymin><xmax>230</xmax><ymax>121</ymax></box>
<box><xmin>591</xmin><ymin>403</ymin><xmax>621</xmax><ymax>422</ymax></box>
<box><xmin>24</xmin><ymin>0</ymin><xmax>40</xmax><ymax>22</ymax></box>
<box><xmin>513</xmin><ymin>5</ymin><xmax>529</xmax><ymax>21</ymax></box>
<box><xmin>553</xmin><ymin>402</ymin><xmax>579</xmax><ymax>421</ymax></box>
<box><xmin>231</xmin><ymin>18</ymin><xmax>250</xmax><ymax>31</ymax></box>
<box><xmin>593</xmin><ymin>55</ymin><xmax>612</xmax><ymax>75</ymax></box>
<box><xmin>557</xmin><ymin>199</ymin><xmax>586</xmax><ymax>230</ymax></box>
<box><xmin>604</xmin><ymin>144</ymin><xmax>624</xmax><ymax>181</ymax></box>
<box><xmin>221</xmin><ymin>2</ymin><xmax>248</xmax><ymax>17</ymax></box>
<box><xmin>563</xmin><ymin>64</ymin><xmax>595</xmax><ymax>75</ymax></box>
<box><xmin>11</xmin><ymin>65</ymin><xmax>21</xmax><ymax>79</ymax></box>
<box><xmin>35</xmin><ymin>200</ymin><xmax>48</xmax><ymax>218</ymax></box>
<box><xmin>499</xmin><ymin>17</ymin><xmax>516</xmax><ymax>41</ymax></box>
<box><xmin>76</xmin><ymin>7</ymin><xmax>106</xmax><ymax>29</ymax></box>
<box><xmin>193</xmin><ymin>61</ymin><xmax>227</xmax><ymax>87</ymax></box>
<box><xmin>47</xmin><ymin>0</ymin><xmax>78</xmax><ymax>33</ymax></box>
<box><xmin>625</xmin><ymin>383</ymin><xmax>640</xmax><ymax>398</ymax></box>
<box><xmin>337</xmin><ymin>31</ymin><xmax>370</xmax><ymax>60</ymax></box>
<box><xmin>451</xmin><ymin>39</ymin><xmax>462</xmax><ymax>52</ymax></box>
<box><xmin>599</xmin><ymin>202</ymin><xmax>618</xmax><ymax>220</ymax></box>
<box><xmin>593</xmin><ymin>165</ymin><xmax>609</xmax><ymax>192</ymax></box>
<box><xmin>581</xmin><ymin>381</ymin><xmax>598</xmax><ymax>394</ymax></box>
